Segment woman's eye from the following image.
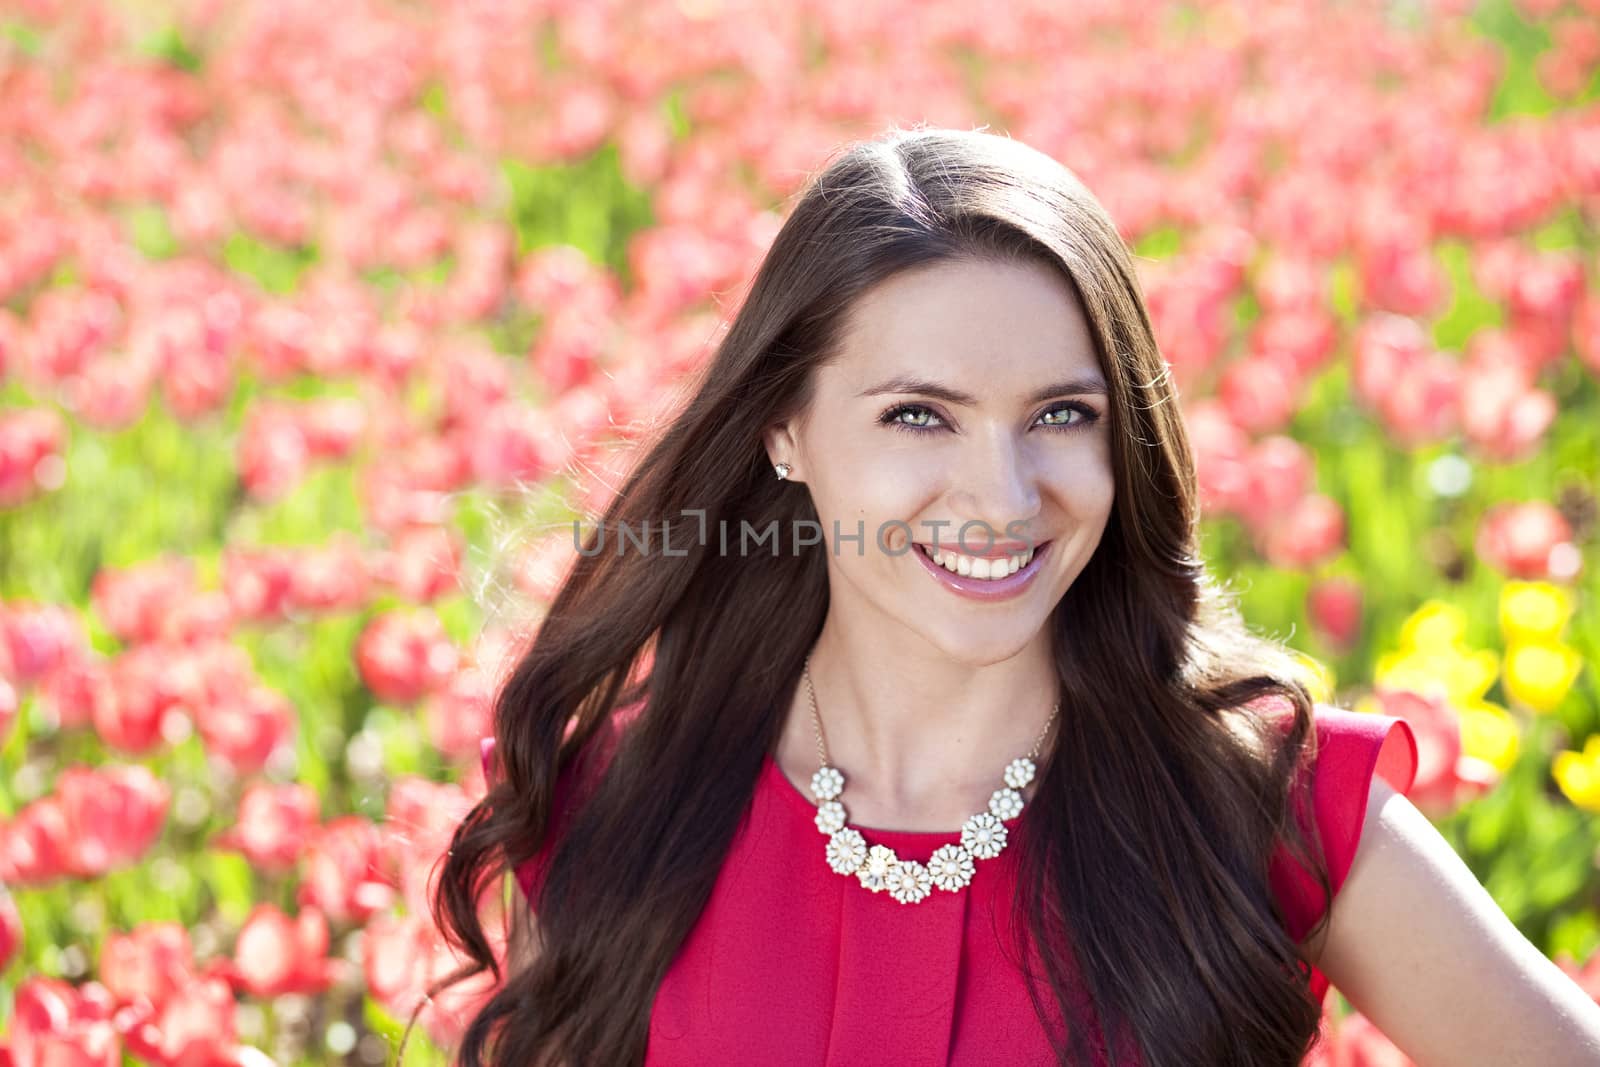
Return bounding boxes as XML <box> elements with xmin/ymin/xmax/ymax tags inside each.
<box><xmin>877</xmin><ymin>402</ymin><xmax>1100</xmax><ymax>435</ymax></box>
<box><xmin>1040</xmin><ymin>402</ymin><xmax>1099</xmax><ymax>429</ymax></box>
<box><xmin>881</xmin><ymin>405</ymin><xmax>943</xmax><ymax>432</ymax></box>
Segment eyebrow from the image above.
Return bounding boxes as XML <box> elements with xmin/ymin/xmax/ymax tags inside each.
<box><xmin>856</xmin><ymin>374</ymin><xmax>1109</xmax><ymax>406</ymax></box>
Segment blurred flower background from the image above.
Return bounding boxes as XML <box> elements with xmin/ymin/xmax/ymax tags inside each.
<box><xmin>0</xmin><ymin>0</ymin><xmax>1598</xmax><ymax>1062</ymax></box>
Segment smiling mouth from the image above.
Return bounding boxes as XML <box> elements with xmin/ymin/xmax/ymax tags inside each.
<box><xmin>913</xmin><ymin>539</ymin><xmax>1052</xmax><ymax>581</ymax></box>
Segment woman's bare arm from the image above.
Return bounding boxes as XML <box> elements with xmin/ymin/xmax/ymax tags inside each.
<box><xmin>1316</xmin><ymin>776</ymin><xmax>1600</xmax><ymax>1066</ymax></box>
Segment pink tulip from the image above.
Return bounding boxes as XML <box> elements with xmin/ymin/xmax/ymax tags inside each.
<box><xmin>1352</xmin><ymin>314</ymin><xmax>1431</xmax><ymax>411</ymax></box>
<box><xmin>1357</xmin><ymin>234</ymin><xmax>1446</xmax><ymax>318</ymax></box>
<box><xmin>554</xmin><ymin>385</ymin><xmax>616</xmax><ymax>456</ymax></box>
<box><xmin>1253</xmin><ymin>252</ymin><xmax>1321</xmax><ymax>314</ymax></box>
<box><xmin>1259</xmin><ymin>494</ymin><xmax>1346</xmax><ymax>570</ymax></box>
<box><xmin>1238</xmin><ymin>435</ymin><xmax>1314</xmax><ymax>533</ymax></box>
<box><xmin>1372</xmin><ymin>687</ymin><xmax>1495</xmax><ymax>819</ymax></box>
<box><xmin>363</xmin><ymin>911</ymin><xmax>504</xmax><ymax>1051</ymax></box>
<box><xmin>151</xmin><ymin>590</ymin><xmax>235</xmax><ymax>647</ymax></box>
<box><xmin>194</xmin><ymin>685</ymin><xmax>294</xmax><ymax>774</ymax></box>
<box><xmin>91</xmin><ymin>645</ymin><xmax>202</xmax><ymax>755</ymax></box>
<box><xmin>34</xmin><ymin>654</ymin><xmax>102</xmax><ymax>730</ymax></box>
<box><xmin>1475</xmin><ymin>501</ymin><xmax>1579</xmax><ymax>581</ymax></box>
<box><xmin>1324</xmin><ymin>1009</ymin><xmax>1415</xmax><ymax>1066</ymax></box>
<box><xmin>1458</xmin><ymin>353</ymin><xmax>1556</xmax><ymax>465</ymax></box>
<box><xmin>236</xmin><ymin>403</ymin><xmax>310</xmax><ymax>502</ymax></box>
<box><xmin>0</xmin><ymin>307</ymin><xmax>20</xmax><ymax>381</ymax></box>
<box><xmin>286</xmin><ymin>536</ymin><xmax>371</xmax><ymax>614</ymax></box>
<box><xmin>368</xmin><ymin>321</ymin><xmax>427</xmax><ymax>384</ymax></box>
<box><xmin>1542</xmin><ymin>18</ymin><xmax>1600</xmax><ymax>99</ymax></box>
<box><xmin>424</xmin><ymin>665</ymin><xmax>496</xmax><ymax>762</ymax></box>
<box><xmin>1307</xmin><ymin>576</ymin><xmax>1364</xmax><ymax>652</ymax></box>
<box><xmin>374</xmin><ymin>525</ymin><xmax>462</xmax><ymax>604</ymax></box>
<box><xmin>530</xmin><ymin>311</ymin><xmax>607</xmax><ymax>396</ymax></box>
<box><xmin>0</xmin><ymin>885</ymin><xmax>20</xmax><ymax>973</ymax></box>
<box><xmin>20</xmin><ymin>289</ymin><xmax>121</xmax><ymax>386</ymax></box>
<box><xmin>220</xmin><ymin>547</ymin><xmax>297</xmax><ymax>623</ymax></box>
<box><xmin>98</xmin><ymin>922</ymin><xmax>196</xmax><ymax>1013</ymax></box>
<box><xmin>0</xmin><ymin>602</ymin><xmax>84</xmax><ymax>686</ymax></box>
<box><xmin>1218</xmin><ymin>354</ymin><xmax>1300</xmax><ymax>435</ymax></box>
<box><xmin>8</xmin><ymin>978</ymin><xmax>120</xmax><ymax>1067</ymax></box>
<box><xmin>358</xmin><ymin>458</ymin><xmax>457</xmax><ymax>533</ymax></box>
<box><xmin>299</xmin><ymin>396</ymin><xmax>367</xmax><ymax>460</ymax></box>
<box><xmin>355</xmin><ymin>611</ymin><xmax>460</xmax><ymax>704</ymax></box>
<box><xmin>1250</xmin><ymin>307</ymin><xmax>1339</xmax><ymax>378</ymax></box>
<box><xmin>467</xmin><ymin>404</ymin><xmax>574</xmax><ymax>489</ymax></box>
<box><xmin>1575</xmin><ymin>293</ymin><xmax>1600</xmax><ymax>378</ymax></box>
<box><xmin>0</xmin><ymin>676</ymin><xmax>16</xmax><ymax>746</ymax></box>
<box><xmin>89</xmin><ymin>559</ymin><xmax>197</xmax><ymax>647</ymax></box>
<box><xmin>297</xmin><ymin>816</ymin><xmax>396</xmax><ymax>924</ymax></box>
<box><xmin>436</xmin><ymin>343</ymin><xmax>512</xmax><ymax>432</ymax></box>
<box><xmin>1506</xmin><ymin>249</ymin><xmax>1584</xmax><ymax>342</ymax></box>
<box><xmin>244</xmin><ymin>304</ymin><xmax>314</xmax><ymax>382</ymax></box>
<box><xmin>385</xmin><ymin>777</ymin><xmax>475</xmax><ymax>911</ymax></box>
<box><xmin>65</xmin><ymin>356</ymin><xmax>154</xmax><ymax>430</ymax></box>
<box><xmin>119</xmin><ymin>974</ymin><xmax>239</xmax><ymax>1067</ymax></box>
<box><xmin>54</xmin><ymin>764</ymin><xmax>170</xmax><ymax>878</ymax></box>
<box><xmin>1183</xmin><ymin>400</ymin><xmax>1252</xmax><ymax>517</ymax></box>
<box><xmin>1380</xmin><ymin>350</ymin><xmax>1460</xmax><ymax>449</ymax></box>
<box><xmin>213</xmin><ymin>781</ymin><xmax>320</xmax><ymax>873</ymax></box>
<box><xmin>0</xmin><ymin>795</ymin><xmax>72</xmax><ymax>885</ymax></box>
<box><xmin>231</xmin><ymin>904</ymin><xmax>339</xmax><ymax>997</ymax></box>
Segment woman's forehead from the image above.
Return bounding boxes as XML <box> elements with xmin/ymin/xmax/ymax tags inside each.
<box><xmin>827</xmin><ymin>259</ymin><xmax>1104</xmax><ymax>397</ymax></box>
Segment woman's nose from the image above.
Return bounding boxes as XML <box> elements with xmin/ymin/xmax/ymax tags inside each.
<box><xmin>950</xmin><ymin>431</ymin><xmax>1042</xmax><ymax>535</ymax></box>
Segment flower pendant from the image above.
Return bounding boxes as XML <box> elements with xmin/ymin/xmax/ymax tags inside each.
<box><xmin>810</xmin><ymin>761</ymin><xmax>1027</xmax><ymax>905</ymax></box>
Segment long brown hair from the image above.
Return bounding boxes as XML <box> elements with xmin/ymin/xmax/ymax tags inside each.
<box><xmin>421</xmin><ymin>125</ymin><xmax>1334</xmax><ymax>1066</ymax></box>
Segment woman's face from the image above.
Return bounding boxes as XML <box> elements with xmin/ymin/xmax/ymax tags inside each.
<box><xmin>765</xmin><ymin>254</ymin><xmax>1117</xmax><ymax>664</ymax></box>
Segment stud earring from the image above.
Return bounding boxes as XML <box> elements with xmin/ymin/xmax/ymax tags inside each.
<box><xmin>774</xmin><ymin>462</ymin><xmax>792</xmax><ymax>480</ymax></box>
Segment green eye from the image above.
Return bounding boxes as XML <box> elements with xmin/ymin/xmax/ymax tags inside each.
<box><xmin>877</xmin><ymin>402</ymin><xmax>1100</xmax><ymax>436</ymax></box>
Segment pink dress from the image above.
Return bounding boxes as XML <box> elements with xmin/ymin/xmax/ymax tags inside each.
<box><xmin>480</xmin><ymin>704</ymin><xmax>1418</xmax><ymax>1065</ymax></box>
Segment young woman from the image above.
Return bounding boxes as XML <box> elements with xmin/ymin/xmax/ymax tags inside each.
<box><xmin>426</xmin><ymin>127</ymin><xmax>1600</xmax><ymax>1065</ymax></box>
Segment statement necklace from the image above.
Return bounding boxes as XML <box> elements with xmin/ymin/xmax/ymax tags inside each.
<box><xmin>800</xmin><ymin>655</ymin><xmax>1059</xmax><ymax>905</ymax></box>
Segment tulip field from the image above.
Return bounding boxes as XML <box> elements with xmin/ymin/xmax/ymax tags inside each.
<box><xmin>2</xmin><ymin>0</ymin><xmax>1599</xmax><ymax>1062</ymax></box>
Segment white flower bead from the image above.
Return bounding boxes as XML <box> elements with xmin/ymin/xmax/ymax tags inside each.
<box><xmin>928</xmin><ymin>844</ymin><xmax>975</xmax><ymax>891</ymax></box>
<box><xmin>1004</xmin><ymin>757</ymin><xmax>1036</xmax><ymax>789</ymax></box>
<box><xmin>887</xmin><ymin>859</ymin><xmax>933</xmax><ymax>904</ymax></box>
<box><xmin>814</xmin><ymin>800</ymin><xmax>847</xmax><ymax>835</ymax></box>
<box><xmin>857</xmin><ymin>844</ymin><xmax>897</xmax><ymax>892</ymax></box>
<box><xmin>989</xmin><ymin>787</ymin><xmax>1024</xmax><ymax>821</ymax></box>
<box><xmin>826</xmin><ymin>828</ymin><xmax>867</xmax><ymax>874</ymax></box>
<box><xmin>810</xmin><ymin>765</ymin><xmax>844</xmax><ymax>802</ymax></box>
<box><xmin>961</xmin><ymin>812</ymin><xmax>1008</xmax><ymax>859</ymax></box>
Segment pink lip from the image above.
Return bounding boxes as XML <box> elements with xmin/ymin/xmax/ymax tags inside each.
<box><xmin>911</xmin><ymin>540</ymin><xmax>1051</xmax><ymax>602</ymax></box>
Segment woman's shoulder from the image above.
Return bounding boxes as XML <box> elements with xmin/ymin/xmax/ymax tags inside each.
<box><xmin>479</xmin><ymin>696</ymin><xmax>649</xmax><ymax>903</ymax></box>
<box><xmin>1261</xmin><ymin>695</ymin><xmax>1422</xmax><ymax>945</ymax></box>
<box><xmin>479</xmin><ymin>696</ymin><xmax>647</xmax><ymax>786</ymax></box>
<box><xmin>1232</xmin><ymin>694</ymin><xmax>1419</xmax><ymax>777</ymax></box>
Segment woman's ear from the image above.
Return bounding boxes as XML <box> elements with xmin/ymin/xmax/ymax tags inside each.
<box><xmin>763</xmin><ymin>422</ymin><xmax>801</xmax><ymax>481</ymax></box>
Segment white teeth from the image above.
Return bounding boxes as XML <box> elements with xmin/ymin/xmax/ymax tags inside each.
<box><xmin>923</xmin><ymin>543</ymin><xmax>1036</xmax><ymax>580</ymax></box>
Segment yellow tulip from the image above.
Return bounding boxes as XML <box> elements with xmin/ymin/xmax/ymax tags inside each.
<box><xmin>1553</xmin><ymin>735</ymin><xmax>1600</xmax><ymax>812</ymax></box>
<box><xmin>1458</xmin><ymin>701</ymin><xmax>1520</xmax><ymax>773</ymax></box>
<box><xmin>1375</xmin><ymin>646</ymin><xmax>1499</xmax><ymax>708</ymax></box>
<box><xmin>1503</xmin><ymin>641</ymin><xmax>1585</xmax><ymax>714</ymax></box>
<box><xmin>1498</xmin><ymin>581</ymin><xmax>1574</xmax><ymax>646</ymax></box>
<box><xmin>1291</xmin><ymin>649</ymin><xmax>1336</xmax><ymax>705</ymax></box>
<box><xmin>1398</xmin><ymin>600</ymin><xmax>1469</xmax><ymax>652</ymax></box>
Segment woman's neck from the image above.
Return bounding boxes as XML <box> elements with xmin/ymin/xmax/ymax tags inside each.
<box><xmin>773</xmin><ymin>620</ymin><xmax>1060</xmax><ymax>832</ymax></box>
